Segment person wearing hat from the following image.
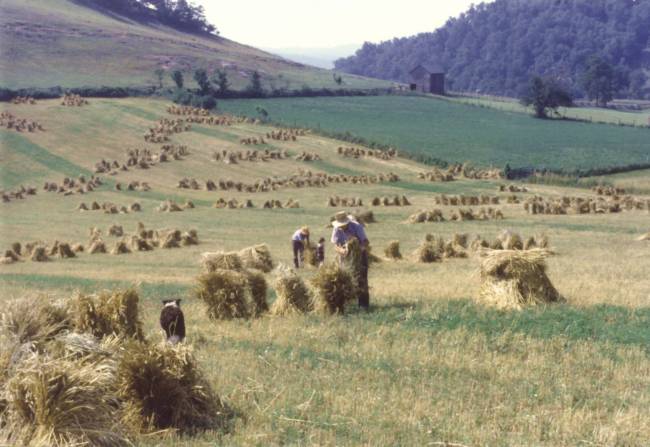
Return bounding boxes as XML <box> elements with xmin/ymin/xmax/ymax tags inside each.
<box><xmin>330</xmin><ymin>211</ymin><xmax>370</xmax><ymax>309</ymax></box>
<box><xmin>291</xmin><ymin>226</ymin><xmax>310</xmax><ymax>268</ymax></box>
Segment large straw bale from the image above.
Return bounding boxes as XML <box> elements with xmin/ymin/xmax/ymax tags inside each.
<box><xmin>238</xmin><ymin>244</ymin><xmax>274</xmax><ymax>272</ymax></box>
<box><xmin>1</xmin><ymin>296</ymin><xmax>70</xmax><ymax>355</ymax></box>
<box><xmin>116</xmin><ymin>340</ymin><xmax>229</xmax><ymax>434</ymax></box>
<box><xmin>201</xmin><ymin>251</ymin><xmax>243</xmax><ymax>272</ymax></box>
<box><xmin>70</xmin><ymin>289</ymin><xmax>144</xmax><ymax>340</ymax></box>
<box><xmin>195</xmin><ymin>270</ymin><xmax>250</xmax><ymax>319</ymax></box>
<box><xmin>2</xmin><ymin>354</ymin><xmax>129</xmax><ymax>447</ymax></box>
<box><xmin>478</xmin><ymin>248</ymin><xmax>563</xmax><ymax>309</ymax></box>
<box><xmin>271</xmin><ymin>272</ymin><xmax>312</xmax><ymax>315</ymax></box>
<box><xmin>311</xmin><ymin>263</ymin><xmax>356</xmax><ymax>314</ymax></box>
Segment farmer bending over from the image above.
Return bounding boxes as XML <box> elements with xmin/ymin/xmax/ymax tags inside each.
<box><xmin>330</xmin><ymin>211</ymin><xmax>370</xmax><ymax>309</ymax></box>
<box><xmin>291</xmin><ymin>226</ymin><xmax>310</xmax><ymax>268</ymax></box>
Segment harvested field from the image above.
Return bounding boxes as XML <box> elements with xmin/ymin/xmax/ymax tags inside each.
<box><xmin>1</xmin><ymin>96</ymin><xmax>649</xmax><ymax>447</ymax></box>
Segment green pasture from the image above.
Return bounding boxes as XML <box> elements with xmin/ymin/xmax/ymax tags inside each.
<box><xmin>219</xmin><ymin>96</ymin><xmax>650</xmax><ymax>171</ymax></box>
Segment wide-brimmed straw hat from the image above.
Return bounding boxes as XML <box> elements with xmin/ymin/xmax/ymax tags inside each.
<box><xmin>332</xmin><ymin>211</ymin><xmax>351</xmax><ymax>228</ymax></box>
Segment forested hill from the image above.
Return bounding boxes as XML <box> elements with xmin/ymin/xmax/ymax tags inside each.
<box><xmin>334</xmin><ymin>0</ymin><xmax>650</xmax><ymax>98</ymax></box>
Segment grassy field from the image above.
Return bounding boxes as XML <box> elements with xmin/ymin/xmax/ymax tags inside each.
<box><xmin>579</xmin><ymin>169</ymin><xmax>650</xmax><ymax>195</ymax></box>
<box><xmin>445</xmin><ymin>95</ymin><xmax>650</xmax><ymax>127</ymax></box>
<box><xmin>0</xmin><ymin>0</ymin><xmax>389</xmax><ymax>91</ymax></box>
<box><xmin>218</xmin><ymin>96</ymin><xmax>650</xmax><ymax>171</ymax></box>
<box><xmin>1</xmin><ymin>98</ymin><xmax>649</xmax><ymax>446</ymax></box>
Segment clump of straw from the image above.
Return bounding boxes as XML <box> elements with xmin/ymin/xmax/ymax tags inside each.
<box><xmin>384</xmin><ymin>240</ymin><xmax>402</xmax><ymax>259</ymax></box>
<box><xmin>238</xmin><ymin>244</ymin><xmax>274</xmax><ymax>272</ymax></box>
<box><xmin>70</xmin><ymin>289</ymin><xmax>144</xmax><ymax>340</ymax></box>
<box><xmin>302</xmin><ymin>242</ymin><xmax>319</xmax><ymax>267</ymax></box>
<box><xmin>116</xmin><ymin>340</ymin><xmax>229</xmax><ymax>434</ymax></box>
<box><xmin>271</xmin><ymin>271</ymin><xmax>312</xmax><ymax>315</ymax></box>
<box><xmin>413</xmin><ymin>241</ymin><xmax>441</xmax><ymax>263</ymax></box>
<box><xmin>30</xmin><ymin>246</ymin><xmax>49</xmax><ymax>262</ymax></box>
<box><xmin>478</xmin><ymin>248</ymin><xmax>564</xmax><ymax>309</ymax></box>
<box><xmin>2</xmin><ymin>354</ymin><xmax>129</xmax><ymax>447</ymax></box>
<box><xmin>311</xmin><ymin>263</ymin><xmax>356</xmax><ymax>314</ymax></box>
<box><xmin>89</xmin><ymin>240</ymin><xmax>107</xmax><ymax>254</ymax></box>
<box><xmin>201</xmin><ymin>251</ymin><xmax>243</xmax><ymax>272</ymax></box>
<box><xmin>195</xmin><ymin>270</ymin><xmax>250</xmax><ymax>319</ymax></box>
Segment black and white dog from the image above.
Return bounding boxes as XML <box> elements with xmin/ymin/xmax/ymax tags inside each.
<box><xmin>160</xmin><ymin>299</ymin><xmax>186</xmax><ymax>344</ymax></box>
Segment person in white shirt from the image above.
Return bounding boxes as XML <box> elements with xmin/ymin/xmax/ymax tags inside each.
<box><xmin>291</xmin><ymin>226</ymin><xmax>310</xmax><ymax>268</ymax></box>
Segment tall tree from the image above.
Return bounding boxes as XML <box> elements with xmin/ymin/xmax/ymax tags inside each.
<box><xmin>520</xmin><ymin>76</ymin><xmax>573</xmax><ymax>118</ymax></box>
<box><xmin>247</xmin><ymin>71</ymin><xmax>264</xmax><ymax>97</ymax></box>
<box><xmin>193</xmin><ymin>68</ymin><xmax>210</xmax><ymax>94</ymax></box>
<box><xmin>212</xmin><ymin>70</ymin><xmax>230</xmax><ymax>96</ymax></box>
<box><xmin>171</xmin><ymin>70</ymin><xmax>184</xmax><ymax>89</ymax></box>
<box><xmin>580</xmin><ymin>56</ymin><xmax>617</xmax><ymax>107</ymax></box>
<box><xmin>154</xmin><ymin>68</ymin><xmax>165</xmax><ymax>89</ymax></box>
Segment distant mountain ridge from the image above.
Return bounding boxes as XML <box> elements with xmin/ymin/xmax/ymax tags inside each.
<box><xmin>264</xmin><ymin>45</ymin><xmax>361</xmax><ymax>69</ymax></box>
<box><xmin>335</xmin><ymin>0</ymin><xmax>650</xmax><ymax>98</ymax></box>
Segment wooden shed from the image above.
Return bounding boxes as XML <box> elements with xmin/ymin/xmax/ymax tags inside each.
<box><xmin>409</xmin><ymin>64</ymin><xmax>445</xmax><ymax>95</ymax></box>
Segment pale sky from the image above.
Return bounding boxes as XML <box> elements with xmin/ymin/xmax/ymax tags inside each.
<box><xmin>198</xmin><ymin>1</ymin><xmax>490</xmax><ymax>49</ymax></box>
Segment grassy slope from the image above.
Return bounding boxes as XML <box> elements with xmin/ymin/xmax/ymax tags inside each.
<box><xmin>219</xmin><ymin>96</ymin><xmax>650</xmax><ymax>171</ymax></box>
<box><xmin>1</xmin><ymin>98</ymin><xmax>649</xmax><ymax>445</ymax></box>
<box><xmin>0</xmin><ymin>0</ymin><xmax>389</xmax><ymax>90</ymax></box>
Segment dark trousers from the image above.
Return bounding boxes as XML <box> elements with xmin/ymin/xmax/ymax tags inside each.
<box><xmin>292</xmin><ymin>240</ymin><xmax>304</xmax><ymax>268</ymax></box>
<box><xmin>358</xmin><ymin>250</ymin><xmax>370</xmax><ymax>308</ymax></box>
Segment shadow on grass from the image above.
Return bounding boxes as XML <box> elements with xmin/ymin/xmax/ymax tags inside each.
<box><xmin>3</xmin><ymin>273</ymin><xmax>648</xmax><ymax>352</ymax></box>
<box><xmin>0</xmin><ymin>273</ymin><xmax>189</xmax><ymax>301</ymax></box>
<box><xmin>367</xmin><ymin>298</ymin><xmax>650</xmax><ymax>352</ymax></box>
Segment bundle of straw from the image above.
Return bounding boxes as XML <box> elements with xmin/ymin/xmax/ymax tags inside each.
<box><xmin>271</xmin><ymin>272</ymin><xmax>312</xmax><ymax>315</ymax></box>
<box><xmin>195</xmin><ymin>270</ymin><xmax>250</xmax><ymax>319</ymax></box>
<box><xmin>478</xmin><ymin>248</ymin><xmax>564</xmax><ymax>309</ymax></box>
<box><xmin>116</xmin><ymin>341</ymin><xmax>229</xmax><ymax>434</ymax></box>
<box><xmin>413</xmin><ymin>241</ymin><xmax>441</xmax><ymax>263</ymax></box>
<box><xmin>70</xmin><ymin>289</ymin><xmax>144</xmax><ymax>340</ymax></box>
<box><xmin>2</xmin><ymin>354</ymin><xmax>129</xmax><ymax>447</ymax></box>
<box><xmin>238</xmin><ymin>244</ymin><xmax>274</xmax><ymax>272</ymax></box>
<box><xmin>311</xmin><ymin>263</ymin><xmax>356</xmax><ymax>314</ymax></box>
<box><xmin>384</xmin><ymin>240</ymin><xmax>402</xmax><ymax>259</ymax></box>
<box><xmin>201</xmin><ymin>251</ymin><xmax>243</xmax><ymax>272</ymax></box>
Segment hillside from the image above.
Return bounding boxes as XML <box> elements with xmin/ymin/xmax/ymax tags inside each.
<box><xmin>1</xmin><ymin>97</ymin><xmax>649</xmax><ymax>445</ymax></box>
<box><xmin>335</xmin><ymin>0</ymin><xmax>650</xmax><ymax>98</ymax></box>
<box><xmin>0</xmin><ymin>0</ymin><xmax>388</xmax><ymax>90</ymax></box>
<box><xmin>219</xmin><ymin>96</ymin><xmax>650</xmax><ymax>171</ymax></box>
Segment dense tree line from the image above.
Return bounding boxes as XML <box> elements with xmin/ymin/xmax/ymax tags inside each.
<box><xmin>80</xmin><ymin>0</ymin><xmax>216</xmax><ymax>34</ymax></box>
<box><xmin>335</xmin><ymin>0</ymin><xmax>650</xmax><ymax>99</ymax></box>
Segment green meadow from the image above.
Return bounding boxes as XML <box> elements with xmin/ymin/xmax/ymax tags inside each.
<box><xmin>219</xmin><ymin>96</ymin><xmax>650</xmax><ymax>171</ymax></box>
